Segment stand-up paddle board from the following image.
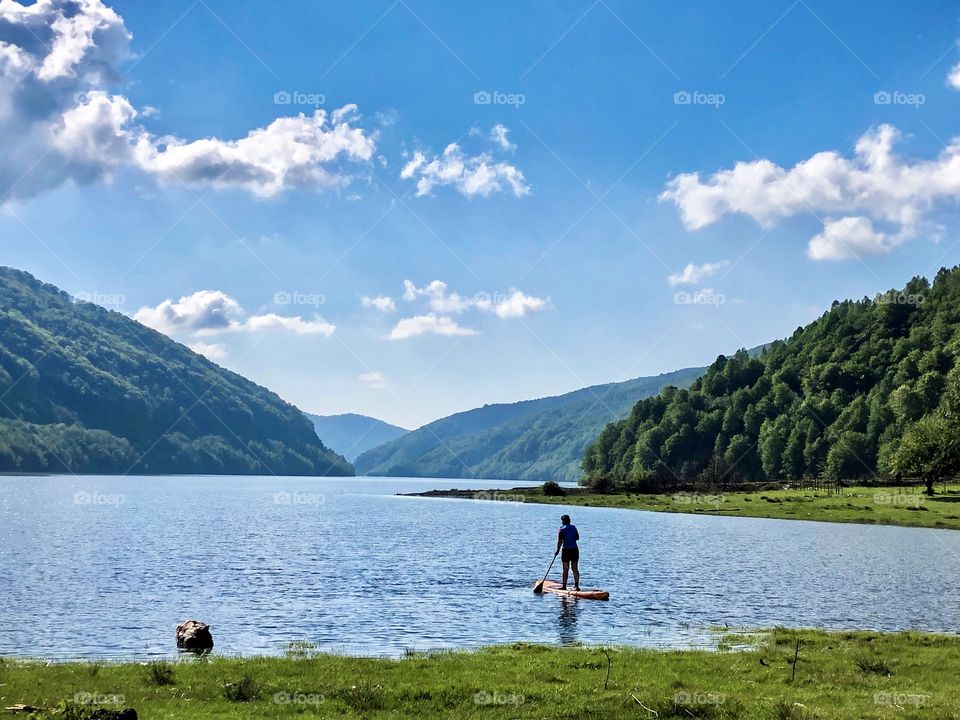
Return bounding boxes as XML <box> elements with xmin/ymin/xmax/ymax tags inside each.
<box><xmin>535</xmin><ymin>580</ymin><xmax>609</xmax><ymax>600</ymax></box>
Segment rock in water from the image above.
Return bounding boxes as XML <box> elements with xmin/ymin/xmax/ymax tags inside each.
<box><xmin>175</xmin><ymin>620</ymin><xmax>213</xmax><ymax>651</ymax></box>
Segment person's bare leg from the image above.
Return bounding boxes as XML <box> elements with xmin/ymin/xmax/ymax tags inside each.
<box><xmin>561</xmin><ymin>560</ymin><xmax>569</xmax><ymax>589</ymax></box>
<box><xmin>572</xmin><ymin>560</ymin><xmax>580</xmax><ymax>590</ymax></box>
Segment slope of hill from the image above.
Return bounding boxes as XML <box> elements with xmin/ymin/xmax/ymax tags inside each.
<box><xmin>305</xmin><ymin>413</ymin><xmax>408</xmax><ymax>462</ymax></box>
<box><xmin>583</xmin><ymin>268</ymin><xmax>960</xmax><ymax>488</ymax></box>
<box><xmin>0</xmin><ymin>267</ymin><xmax>353</xmax><ymax>476</ymax></box>
<box><xmin>354</xmin><ymin>367</ymin><xmax>705</xmax><ymax>482</ymax></box>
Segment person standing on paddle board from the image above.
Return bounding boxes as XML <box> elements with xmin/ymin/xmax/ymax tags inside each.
<box><xmin>555</xmin><ymin>514</ymin><xmax>580</xmax><ymax>591</ymax></box>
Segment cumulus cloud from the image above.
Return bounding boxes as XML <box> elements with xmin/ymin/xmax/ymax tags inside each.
<box><xmin>135</xmin><ymin>290</ymin><xmax>335</xmax><ymax>338</ymax></box>
<box><xmin>386</xmin><ymin>313</ymin><xmax>479</xmax><ymax>340</ymax></box>
<box><xmin>401</xmin><ymin>280</ymin><xmax>548</xmax><ymax>318</ymax></box>
<box><xmin>659</xmin><ymin>124</ymin><xmax>960</xmax><ymax>260</ymax></box>
<box><xmin>0</xmin><ymin>0</ymin><xmax>376</xmax><ymax>203</ymax></box>
<box><xmin>134</xmin><ymin>105</ymin><xmax>375</xmax><ymax>196</ymax></box>
<box><xmin>400</xmin><ymin>127</ymin><xmax>529</xmax><ymax>198</ymax></box>
<box><xmin>361</xmin><ymin>295</ymin><xmax>396</xmax><ymax>312</ymax></box>
<box><xmin>949</xmin><ymin>62</ymin><xmax>960</xmax><ymax>91</ymax></box>
<box><xmin>667</xmin><ymin>260</ymin><xmax>729</xmax><ymax>286</ymax></box>
<box><xmin>479</xmin><ymin>290</ymin><xmax>548</xmax><ymax>318</ymax></box>
<box><xmin>357</xmin><ymin>371</ymin><xmax>386</xmax><ymax>388</ymax></box>
<box><xmin>806</xmin><ymin>216</ymin><xmax>900</xmax><ymax>260</ymax></box>
<box><xmin>190</xmin><ymin>342</ymin><xmax>228</xmax><ymax>362</ymax></box>
<box><xmin>490</xmin><ymin>123</ymin><xmax>515</xmax><ymax>151</ymax></box>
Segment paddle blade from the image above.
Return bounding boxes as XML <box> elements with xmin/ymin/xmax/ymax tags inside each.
<box><xmin>533</xmin><ymin>581</ymin><xmax>545</xmax><ymax>594</ymax></box>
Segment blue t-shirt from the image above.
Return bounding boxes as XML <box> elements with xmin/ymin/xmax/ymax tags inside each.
<box><xmin>559</xmin><ymin>524</ymin><xmax>578</xmax><ymax>548</ymax></box>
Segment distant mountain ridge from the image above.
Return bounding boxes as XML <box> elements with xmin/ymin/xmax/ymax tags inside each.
<box><xmin>305</xmin><ymin>413</ymin><xmax>408</xmax><ymax>462</ymax></box>
<box><xmin>353</xmin><ymin>367</ymin><xmax>706</xmax><ymax>482</ymax></box>
<box><xmin>0</xmin><ymin>267</ymin><xmax>353</xmax><ymax>476</ymax></box>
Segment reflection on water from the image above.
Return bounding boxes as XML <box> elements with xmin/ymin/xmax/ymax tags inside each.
<box><xmin>557</xmin><ymin>596</ymin><xmax>581</xmax><ymax>645</ymax></box>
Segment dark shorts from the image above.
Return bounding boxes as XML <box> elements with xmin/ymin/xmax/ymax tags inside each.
<box><xmin>561</xmin><ymin>547</ymin><xmax>579</xmax><ymax>563</ymax></box>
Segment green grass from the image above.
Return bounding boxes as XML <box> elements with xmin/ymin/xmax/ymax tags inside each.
<box><xmin>3</xmin><ymin>629</ymin><xmax>960</xmax><ymax>718</ymax></box>
<box><xmin>499</xmin><ymin>484</ymin><xmax>960</xmax><ymax>530</ymax></box>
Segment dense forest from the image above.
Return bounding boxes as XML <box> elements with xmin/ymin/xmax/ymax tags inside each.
<box><xmin>355</xmin><ymin>367</ymin><xmax>705</xmax><ymax>482</ymax></box>
<box><xmin>0</xmin><ymin>267</ymin><xmax>353</xmax><ymax>475</ymax></box>
<box><xmin>583</xmin><ymin>268</ymin><xmax>960</xmax><ymax>490</ymax></box>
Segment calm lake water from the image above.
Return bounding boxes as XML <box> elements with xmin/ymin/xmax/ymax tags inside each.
<box><xmin>2</xmin><ymin>475</ymin><xmax>959</xmax><ymax>659</ymax></box>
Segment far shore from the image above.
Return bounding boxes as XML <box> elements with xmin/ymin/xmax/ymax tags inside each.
<box><xmin>402</xmin><ymin>483</ymin><xmax>960</xmax><ymax>530</ymax></box>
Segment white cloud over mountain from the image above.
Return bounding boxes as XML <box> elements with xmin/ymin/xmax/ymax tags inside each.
<box><xmin>659</xmin><ymin>124</ymin><xmax>959</xmax><ymax>260</ymax></box>
<box><xmin>386</xmin><ymin>280</ymin><xmax>548</xmax><ymax>340</ymax></box>
<box><xmin>387</xmin><ymin>313</ymin><xmax>479</xmax><ymax>340</ymax></box>
<box><xmin>135</xmin><ymin>290</ymin><xmax>335</xmax><ymax>337</ymax></box>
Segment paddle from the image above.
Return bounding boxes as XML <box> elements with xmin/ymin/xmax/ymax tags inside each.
<box><xmin>533</xmin><ymin>550</ymin><xmax>559</xmax><ymax>594</ymax></box>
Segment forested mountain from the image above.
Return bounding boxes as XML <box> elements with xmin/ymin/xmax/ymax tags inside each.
<box><xmin>0</xmin><ymin>267</ymin><xmax>353</xmax><ymax>475</ymax></box>
<box><xmin>354</xmin><ymin>367</ymin><xmax>705</xmax><ymax>482</ymax></box>
<box><xmin>583</xmin><ymin>268</ymin><xmax>960</xmax><ymax>489</ymax></box>
<box><xmin>305</xmin><ymin>413</ymin><xmax>408</xmax><ymax>462</ymax></box>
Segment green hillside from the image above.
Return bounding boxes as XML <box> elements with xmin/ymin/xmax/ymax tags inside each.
<box><xmin>354</xmin><ymin>367</ymin><xmax>704</xmax><ymax>482</ymax></box>
<box><xmin>0</xmin><ymin>267</ymin><xmax>352</xmax><ymax>476</ymax></box>
<box><xmin>305</xmin><ymin>412</ymin><xmax>408</xmax><ymax>462</ymax></box>
<box><xmin>583</xmin><ymin>268</ymin><xmax>960</xmax><ymax>489</ymax></box>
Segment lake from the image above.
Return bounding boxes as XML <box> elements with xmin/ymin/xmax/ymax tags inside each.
<box><xmin>2</xmin><ymin>475</ymin><xmax>959</xmax><ymax>659</ymax></box>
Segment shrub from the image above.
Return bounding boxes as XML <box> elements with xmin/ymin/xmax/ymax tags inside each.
<box><xmin>542</xmin><ymin>481</ymin><xmax>566</xmax><ymax>496</ymax></box>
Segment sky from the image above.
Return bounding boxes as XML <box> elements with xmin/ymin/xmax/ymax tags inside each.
<box><xmin>3</xmin><ymin>0</ymin><xmax>960</xmax><ymax>430</ymax></box>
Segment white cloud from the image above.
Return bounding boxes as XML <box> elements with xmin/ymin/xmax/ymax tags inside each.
<box><xmin>659</xmin><ymin>124</ymin><xmax>960</xmax><ymax>260</ymax></box>
<box><xmin>400</xmin><ymin>129</ymin><xmax>529</xmax><ymax>198</ymax></box>
<box><xmin>0</xmin><ymin>0</ymin><xmax>376</xmax><ymax>203</ymax></box>
<box><xmin>135</xmin><ymin>290</ymin><xmax>335</xmax><ymax>338</ymax></box>
<box><xmin>134</xmin><ymin>290</ymin><xmax>242</xmax><ymax>334</ymax></box>
<box><xmin>361</xmin><ymin>295</ymin><xmax>396</xmax><ymax>312</ymax></box>
<box><xmin>949</xmin><ymin>62</ymin><xmax>960</xmax><ymax>90</ymax></box>
<box><xmin>240</xmin><ymin>313</ymin><xmax>335</xmax><ymax>336</ymax></box>
<box><xmin>667</xmin><ymin>260</ymin><xmax>729</xmax><ymax>286</ymax></box>
<box><xmin>806</xmin><ymin>216</ymin><xmax>901</xmax><ymax>260</ymax></box>
<box><xmin>401</xmin><ymin>280</ymin><xmax>548</xmax><ymax>318</ymax></box>
<box><xmin>490</xmin><ymin>123</ymin><xmax>515</xmax><ymax>151</ymax></box>
<box><xmin>133</xmin><ymin>105</ymin><xmax>375</xmax><ymax>197</ymax></box>
<box><xmin>482</xmin><ymin>290</ymin><xmax>548</xmax><ymax>318</ymax></box>
<box><xmin>358</xmin><ymin>371</ymin><xmax>386</xmax><ymax>388</ymax></box>
<box><xmin>386</xmin><ymin>313</ymin><xmax>479</xmax><ymax>340</ymax></box>
<box><xmin>189</xmin><ymin>342</ymin><xmax>228</xmax><ymax>362</ymax></box>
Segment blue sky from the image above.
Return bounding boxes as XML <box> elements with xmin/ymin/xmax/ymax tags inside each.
<box><xmin>4</xmin><ymin>0</ymin><xmax>960</xmax><ymax>429</ymax></box>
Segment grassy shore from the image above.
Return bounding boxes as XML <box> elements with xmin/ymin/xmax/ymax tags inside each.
<box><xmin>3</xmin><ymin>629</ymin><xmax>960</xmax><ymax>719</ymax></box>
<box><xmin>412</xmin><ymin>484</ymin><xmax>960</xmax><ymax>530</ymax></box>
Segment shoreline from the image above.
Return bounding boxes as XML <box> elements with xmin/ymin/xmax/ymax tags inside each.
<box><xmin>401</xmin><ymin>483</ymin><xmax>960</xmax><ymax>530</ymax></box>
<box><xmin>3</xmin><ymin>629</ymin><xmax>959</xmax><ymax>718</ymax></box>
